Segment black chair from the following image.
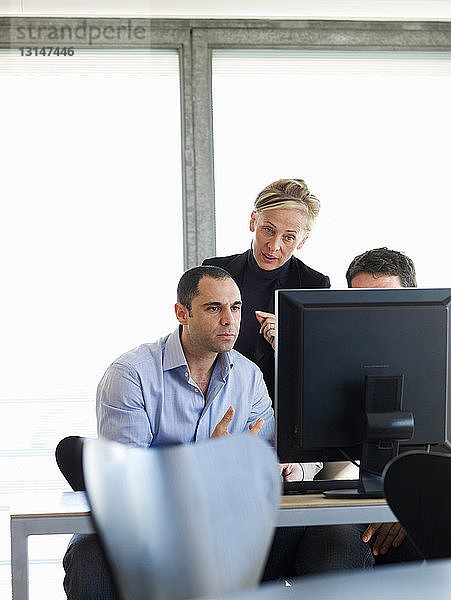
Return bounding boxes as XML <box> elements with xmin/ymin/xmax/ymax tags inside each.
<box><xmin>55</xmin><ymin>435</ymin><xmax>85</xmax><ymax>491</ymax></box>
<box><xmin>383</xmin><ymin>450</ymin><xmax>451</xmax><ymax>560</ymax></box>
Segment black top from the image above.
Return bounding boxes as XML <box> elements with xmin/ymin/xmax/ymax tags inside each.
<box><xmin>235</xmin><ymin>250</ymin><xmax>290</xmax><ymax>361</ymax></box>
<box><xmin>202</xmin><ymin>249</ymin><xmax>330</xmax><ymax>397</ymax></box>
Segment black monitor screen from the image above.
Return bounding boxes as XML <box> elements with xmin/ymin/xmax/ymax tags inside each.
<box><xmin>275</xmin><ymin>289</ymin><xmax>450</xmax><ymax>479</ymax></box>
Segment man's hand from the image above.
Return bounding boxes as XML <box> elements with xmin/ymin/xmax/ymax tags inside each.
<box><xmin>255</xmin><ymin>311</ymin><xmax>276</xmax><ymax>350</ymax></box>
<box><xmin>248</xmin><ymin>417</ymin><xmax>265</xmax><ymax>435</ymax></box>
<box><xmin>362</xmin><ymin>522</ymin><xmax>407</xmax><ymax>555</ymax></box>
<box><xmin>211</xmin><ymin>406</ymin><xmax>235</xmax><ymax>438</ymax></box>
<box><xmin>280</xmin><ymin>463</ymin><xmax>303</xmax><ymax>481</ymax></box>
<box><xmin>211</xmin><ymin>406</ymin><xmax>265</xmax><ymax>438</ymax></box>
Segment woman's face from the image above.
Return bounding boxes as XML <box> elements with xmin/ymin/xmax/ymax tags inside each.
<box><xmin>250</xmin><ymin>207</ymin><xmax>309</xmax><ymax>270</ymax></box>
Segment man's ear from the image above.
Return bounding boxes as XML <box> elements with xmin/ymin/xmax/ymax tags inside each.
<box><xmin>297</xmin><ymin>233</ymin><xmax>309</xmax><ymax>250</ymax></box>
<box><xmin>249</xmin><ymin>211</ymin><xmax>257</xmax><ymax>233</ymax></box>
<box><xmin>175</xmin><ymin>302</ymin><xmax>189</xmax><ymax>325</ymax></box>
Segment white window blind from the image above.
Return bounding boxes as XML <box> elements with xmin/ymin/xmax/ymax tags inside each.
<box><xmin>0</xmin><ymin>48</ymin><xmax>182</xmax><ymax>598</ymax></box>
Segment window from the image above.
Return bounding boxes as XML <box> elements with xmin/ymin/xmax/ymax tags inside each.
<box><xmin>212</xmin><ymin>49</ymin><xmax>451</xmax><ymax>287</ymax></box>
<box><xmin>0</xmin><ymin>47</ymin><xmax>182</xmax><ymax>598</ymax></box>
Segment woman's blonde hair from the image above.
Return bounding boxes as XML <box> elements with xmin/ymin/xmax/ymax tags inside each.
<box><xmin>254</xmin><ymin>179</ymin><xmax>320</xmax><ymax>232</ymax></box>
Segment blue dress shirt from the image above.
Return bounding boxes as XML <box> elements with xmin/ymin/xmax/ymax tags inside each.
<box><xmin>97</xmin><ymin>327</ymin><xmax>275</xmax><ymax>447</ymax></box>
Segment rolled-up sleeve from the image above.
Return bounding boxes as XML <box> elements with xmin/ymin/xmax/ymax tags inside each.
<box><xmin>96</xmin><ymin>362</ymin><xmax>153</xmax><ymax>446</ymax></box>
<box><xmin>245</xmin><ymin>368</ymin><xmax>275</xmax><ymax>445</ymax></box>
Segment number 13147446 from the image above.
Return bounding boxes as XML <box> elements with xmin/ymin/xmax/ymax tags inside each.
<box><xmin>19</xmin><ymin>47</ymin><xmax>75</xmax><ymax>56</ymax></box>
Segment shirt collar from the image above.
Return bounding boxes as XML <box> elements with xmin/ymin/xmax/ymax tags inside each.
<box><xmin>163</xmin><ymin>327</ymin><xmax>234</xmax><ymax>377</ymax></box>
<box><xmin>218</xmin><ymin>349</ymin><xmax>234</xmax><ymax>380</ymax></box>
<box><xmin>163</xmin><ymin>327</ymin><xmax>188</xmax><ymax>371</ymax></box>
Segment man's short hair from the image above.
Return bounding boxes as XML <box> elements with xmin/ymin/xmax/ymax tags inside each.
<box><xmin>346</xmin><ymin>247</ymin><xmax>417</xmax><ymax>288</ymax></box>
<box><xmin>177</xmin><ymin>265</ymin><xmax>233</xmax><ymax>313</ymax></box>
<box><xmin>254</xmin><ymin>179</ymin><xmax>320</xmax><ymax>233</ymax></box>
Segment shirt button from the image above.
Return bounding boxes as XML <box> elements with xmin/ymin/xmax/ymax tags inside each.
<box><xmin>185</xmin><ymin>372</ymin><xmax>188</xmax><ymax>378</ymax></box>
<box><xmin>195</xmin><ymin>388</ymin><xmax>199</xmax><ymax>392</ymax></box>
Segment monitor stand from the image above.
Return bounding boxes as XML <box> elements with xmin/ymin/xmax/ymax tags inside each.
<box><xmin>323</xmin><ymin>478</ymin><xmax>385</xmax><ymax>499</ymax></box>
<box><xmin>283</xmin><ymin>478</ymin><xmax>359</xmax><ymax>495</ymax></box>
<box><xmin>324</xmin><ymin>375</ymin><xmax>413</xmax><ymax>499</ymax></box>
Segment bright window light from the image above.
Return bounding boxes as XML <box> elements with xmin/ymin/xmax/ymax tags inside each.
<box><xmin>0</xmin><ymin>48</ymin><xmax>182</xmax><ymax>598</ymax></box>
<box><xmin>212</xmin><ymin>50</ymin><xmax>451</xmax><ymax>288</ymax></box>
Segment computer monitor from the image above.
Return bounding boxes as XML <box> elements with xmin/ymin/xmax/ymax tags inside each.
<box><xmin>275</xmin><ymin>288</ymin><xmax>451</xmax><ymax>497</ymax></box>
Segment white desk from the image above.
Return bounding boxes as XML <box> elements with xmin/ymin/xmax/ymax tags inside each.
<box><xmin>10</xmin><ymin>491</ymin><xmax>397</xmax><ymax>600</ymax></box>
<box><xmin>277</xmin><ymin>492</ymin><xmax>396</xmax><ymax>527</ymax></box>
<box><xmin>209</xmin><ymin>559</ymin><xmax>451</xmax><ymax>600</ymax></box>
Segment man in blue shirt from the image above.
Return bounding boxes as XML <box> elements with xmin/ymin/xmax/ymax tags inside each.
<box><xmin>96</xmin><ymin>268</ymin><xmax>272</xmax><ymax>447</ymax></box>
<box><xmin>64</xmin><ymin>265</ymin><xmax>316</xmax><ymax>599</ymax></box>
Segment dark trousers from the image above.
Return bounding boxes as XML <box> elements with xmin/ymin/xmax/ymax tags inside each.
<box><xmin>261</xmin><ymin>524</ymin><xmax>375</xmax><ymax>582</ymax></box>
<box><xmin>64</xmin><ymin>524</ymin><xmax>386</xmax><ymax>599</ymax></box>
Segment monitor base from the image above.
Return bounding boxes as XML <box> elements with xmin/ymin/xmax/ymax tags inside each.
<box><xmin>323</xmin><ymin>488</ymin><xmax>385</xmax><ymax>499</ymax></box>
<box><xmin>283</xmin><ymin>479</ymin><xmax>358</xmax><ymax>495</ymax></box>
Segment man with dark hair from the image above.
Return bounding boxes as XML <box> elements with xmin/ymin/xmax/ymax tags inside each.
<box><xmin>64</xmin><ymin>266</ymin><xmax>310</xmax><ymax>599</ymax></box>
<box><xmin>345</xmin><ymin>248</ymin><xmax>421</xmax><ymax>565</ymax></box>
<box><xmin>346</xmin><ymin>247</ymin><xmax>417</xmax><ymax>289</ymax></box>
<box><xmin>93</xmin><ymin>265</ymin><xmax>272</xmax><ymax>447</ymax></box>
<box><xmin>176</xmin><ymin>265</ymin><xmax>233</xmax><ymax>313</ymax></box>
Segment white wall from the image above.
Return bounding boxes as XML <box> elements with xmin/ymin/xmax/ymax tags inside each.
<box><xmin>1</xmin><ymin>0</ymin><xmax>451</xmax><ymax>19</ymax></box>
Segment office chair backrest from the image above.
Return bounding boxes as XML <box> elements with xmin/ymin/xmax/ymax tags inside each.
<box><xmin>83</xmin><ymin>435</ymin><xmax>280</xmax><ymax>600</ymax></box>
<box><xmin>55</xmin><ymin>435</ymin><xmax>85</xmax><ymax>491</ymax></box>
<box><xmin>383</xmin><ymin>450</ymin><xmax>451</xmax><ymax>560</ymax></box>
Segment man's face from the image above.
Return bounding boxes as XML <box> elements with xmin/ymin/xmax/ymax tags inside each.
<box><xmin>177</xmin><ymin>276</ymin><xmax>242</xmax><ymax>354</ymax></box>
<box><xmin>250</xmin><ymin>207</ymin><xmax>309</xmax><ymax>271</ymax></box>
<box><xmin>351</xmin><ymin>272</ymin><xmax>403</xmax><ymax>289</ymax></box>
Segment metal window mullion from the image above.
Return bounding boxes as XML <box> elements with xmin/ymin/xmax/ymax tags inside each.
<box><xmin>151</xmin><ymin>26</ymin><xmax>216</xmax><ymax>269</ymax></box>
<box><xmin>150</xmin><ymin>27</ymin><xmax>197</xmax><ymax>271</ymax></box>
<box><xmin>180</xmin><ymin>29</ymin><xmax>202</xmax><ymax>270</ymax></box>
<box><xmin>190</xmin><ymin>28</ymin><xmax>216</xmax><ymax>267</ymax></box>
